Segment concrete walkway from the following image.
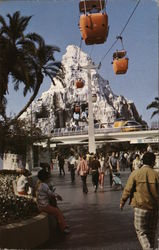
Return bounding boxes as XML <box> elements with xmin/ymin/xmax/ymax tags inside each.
<box><xmin>38</xmin><ymin>170</ymin><xmax>144</xmax><ymax>250</ymax></box>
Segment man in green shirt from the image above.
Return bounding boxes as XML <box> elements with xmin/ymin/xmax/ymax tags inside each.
<box><xmin>120</xmin><ymin>152</ymin><xmax>159</xmax><ymax>250</ymax></box>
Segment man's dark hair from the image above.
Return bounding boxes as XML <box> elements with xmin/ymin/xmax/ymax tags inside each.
<box><xmin>83</xmin><ymin>155</ymin><xmax>86</xmax><ymax>160</ymax></box>
<box><xmin>40</xmin><ymin>162</ymin><xmax>50</xmax><ymax>174</ymax></box>
<box><xmin>38</xmin><ymin>169</ymin><xmax>50</xmax><ymax>182</ymax></box>
<box><xmin>142</xmin><ymin>152</ymin><xmax>156</xmax><ymax>166</ymax></box>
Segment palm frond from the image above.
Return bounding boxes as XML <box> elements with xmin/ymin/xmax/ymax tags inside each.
<box><xmin>0</xmin><ymin>11</ymin><xmax>63</xmax><ymax>119</ymax></box>
<box><xmin>23</xmin><ymin>85</ymin><xmax>32</xmax><ymax>96</ymax></box>
<box><xmin>19</xmin><ymin>15</ymin><xmax>32</xmax><ymax>31</ymax></box>
<box><xmin>13</xmin><ymin>81</ymin><xmax>20</xmax><ymax>91</ymax></box>
<box><xmin>25</xmin><ymin>33</ymin><xmax>45</xmax><ymax>47</ymax></box>
<box><xmin>151</xmin><ymin>110</ymin><xmax>159</xmax><ymax>118</ymax></box>
<box><xmin>147</xmin><ymin>101</ymin><xmax>159</xmax><ymax>110</ymax></box>
<box><xmin>0</xmin><ymin>15</ymin><xmax>7</xmax><ymax>29</ymax></box>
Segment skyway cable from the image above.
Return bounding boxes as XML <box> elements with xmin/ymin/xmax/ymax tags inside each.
<box><xmin>98</xmin><ymin>0</ymin><xmax>141</xmax><ymax>67</ymax></box>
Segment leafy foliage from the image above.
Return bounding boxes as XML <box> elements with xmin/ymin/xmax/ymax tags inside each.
<box><xmin>147</xmin><ymin>97</ymin><xmax>159</xmax><ymax>118</ymax></box>
<box><xmin>0</xmin><ymin>118</ymin><xmax>43</xmax><ymax>155</ymax></box>
<box><xmin>0</xmin><ymin>11</ymin><xmax>64</xmax><ymax>120</ymax></box>
<box><xmin>0</xmin><ymin>171</ymin><xmax>38</xmax><ymax>225</ymax></box>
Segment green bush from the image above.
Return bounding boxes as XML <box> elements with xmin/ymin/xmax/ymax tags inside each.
<box><xmin>0</xmin><ymin>172</ymin><xmax>39</xmax><ymax>225</ymax></box>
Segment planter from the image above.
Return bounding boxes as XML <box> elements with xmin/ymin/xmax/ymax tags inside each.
<box><xmin>0</xmin><ymin>212</ymin><xmax>49</xmax><ymax>249</ymax></box>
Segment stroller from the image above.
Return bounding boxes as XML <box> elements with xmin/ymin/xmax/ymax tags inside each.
<box><xmin>112</xmin><ymin>172</ymin><xmax>123</xmax><ymax>190</ymax></box>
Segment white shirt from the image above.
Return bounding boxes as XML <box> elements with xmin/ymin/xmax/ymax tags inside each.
<box><xmin>17</xmin><ymin>175</ymin><xmax>28</xmax><ymax>192</ymax></box>
<box><xmin>68</xmin><ymin>156</ymin><xmax>76</xmax><ymax>165</ymax></box>
<box><xmin>133</xmin><ymin>158</ymin><xmax>141</xmax><ymax>170</ymax></box>
<box><xmin>73</xmin><ymin>112</ymin><xmax>80</xmax><ymax>120</ymax></box>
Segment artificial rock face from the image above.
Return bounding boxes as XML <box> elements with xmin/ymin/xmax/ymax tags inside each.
<box><xmin>21</xmin><ymin>45</ymin><xmax>143</xmax><ymax>134</ymax></box>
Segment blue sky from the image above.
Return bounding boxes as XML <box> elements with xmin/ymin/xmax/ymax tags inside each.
<box><xmin>0</xmin><ymin>0</ymin><xmax>158</xmax><ymax>126</ymax></box>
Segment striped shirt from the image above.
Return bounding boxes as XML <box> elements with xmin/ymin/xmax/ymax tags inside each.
<box><xmin>77</xmin><ymin>159</ymin><xmax>89</xmax><ymax>176</ymax></box>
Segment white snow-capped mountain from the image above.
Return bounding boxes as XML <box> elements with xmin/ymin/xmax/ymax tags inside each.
<box><xmin>21</xmin><ymin>45</ymin><xmax>144</xmax><ymax>134</ymax></box>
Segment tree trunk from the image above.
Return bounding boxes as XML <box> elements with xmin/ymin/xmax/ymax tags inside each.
<box><xmin>26</xmin><ymin>144</ymin><xmax>34</xmax><ymax>171</ymax></box>
<box><xmin>14</xmin><ymin>83</ymin><xmax>41</xmax><ymax>120</ymax></box>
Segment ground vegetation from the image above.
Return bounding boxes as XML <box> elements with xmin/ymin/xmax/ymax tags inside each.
<box><xmin>0</xmin><ymin>170</ymin><xmax>39</xmax><ymax>226</ymax></box>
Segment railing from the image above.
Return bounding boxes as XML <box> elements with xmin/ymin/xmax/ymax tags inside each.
<box><xmin>51</xmin><ymin>126</ymin><xmax>148</xmax><ymax>137</ymax></box>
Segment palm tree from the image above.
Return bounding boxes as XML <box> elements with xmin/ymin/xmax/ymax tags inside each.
<box><xmin>0</xmin><ymin>11</ymin><xmax>64</xmax><ymax>120</ymax></box>
<box><xmin>147</xmin><ymin>97</ymin><xmax>159</xmax><ymax>118</ymax></box>
<box><xmin>0</xmin><ymin>11</ymin><xmax>33</xmax><ymax>119</ymax></box>
<box><xmin>14</xmin><ymin>33</ymin><xmax>64</xmax><ymax>119</ymax></box>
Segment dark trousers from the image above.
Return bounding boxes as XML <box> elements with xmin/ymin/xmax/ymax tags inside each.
<box><xmin>81</xmin><ymin>175</ymin><xmax>88</xmax><ymax>193</ymax></box>
<box><xmin>92</xmin><ymin>171</ymin><xmax>99</xmax><ymax>189</ymax></box>
<box><xmin>59</xmin><ymin>165</ymin><xmax>65</xmax><ymax>175</ymax></box>
<box><xmin>110</xmin><ymin>172</ymin><xmax>113</xmax><ymax>187</ymax></box>
<box><xmin>70</xmin><ymin>165</ymin><xmax>75</xmax><ymax>182</ymax></box>
<box><xmin>129</xmin><ymin>163</ymin><xmax>133</xmax><ymax>172</ymax></box>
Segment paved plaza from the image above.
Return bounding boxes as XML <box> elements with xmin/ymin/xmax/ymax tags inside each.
<box><xmin>38</xmin><ymin>169</ymin><xmax>148</xmax><ymax>250</ymax></box>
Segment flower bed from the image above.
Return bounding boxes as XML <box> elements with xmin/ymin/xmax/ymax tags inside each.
<box><xmin>0</xmin><ymin>169</ymin><xmax>39</xmax><ymax>225</ymax></box>
<box><xmin>0</xmin><ymin>170</ymin><xmax>52</xmax><ymax>248</ymax></box>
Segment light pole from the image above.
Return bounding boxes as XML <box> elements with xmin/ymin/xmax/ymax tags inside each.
<box><xmin>80</xmin><ymin>60</ymin><xmax>98</xmax><ymax>154</ymax></box>
<box><xmin>26</xmin><ymin>103</ymin><xmax>34</xmax><ymax>171</ymax></box>
<box><xmin>48</xmin><ymin>106</ymin><xmax>53</xmax><ymax>166</ymax></box>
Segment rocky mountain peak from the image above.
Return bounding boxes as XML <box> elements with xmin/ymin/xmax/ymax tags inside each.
<box><xmin>21</xmin><ymin>45</ymin><xmax>144</xmax><ymax>134</ymax></box>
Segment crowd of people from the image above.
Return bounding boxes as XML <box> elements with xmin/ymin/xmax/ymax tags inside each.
<box><xmin>15</xmin><ymin>146</ymin><xmax>159</xmax><ymax>248</ymax></box>
<box><xmin>53</xmin><ymin>148</ymin><xmax>154</xmax><ymax>193</ymax></box>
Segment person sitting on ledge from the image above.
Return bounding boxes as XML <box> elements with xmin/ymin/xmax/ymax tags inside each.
<box><xmin>36</xmin><ymin>168</ymin><xmax>70</xmax><ymax>234</ymax></box>
<box><xmin>16</xmin><ymin>169</ymin><xmax>32</xmax><ymax>196</ymax></box>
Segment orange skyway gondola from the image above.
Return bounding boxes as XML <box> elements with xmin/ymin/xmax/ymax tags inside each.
<box><xmin>79</xmin><ymin>0</ymin><xmax>105</xmax><ymax>13</ymax></box>
<box><xmin>112</xmin><ymin>50</ymin><xmax>129</xmax><ymax>75</ymax></box>
<box><xmin>79</xmin><ymin>12</ymin><xmax>108</xmax><ymax>45</ymax></box>
<box><xmin>76</xmin><ymin>79</ymin><xmax>85</xmax><ymax>88</ymax></box>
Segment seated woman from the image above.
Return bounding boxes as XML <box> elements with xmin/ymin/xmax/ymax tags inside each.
<box><xmin>36</xmin><ymin>169</ymin><xmax>70</xmax><ymax>234</ymax></box>
<box><xmin>16</xmin><ymin>169</ymin><xmax>32</xmax><ymax>195</ymax></box>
